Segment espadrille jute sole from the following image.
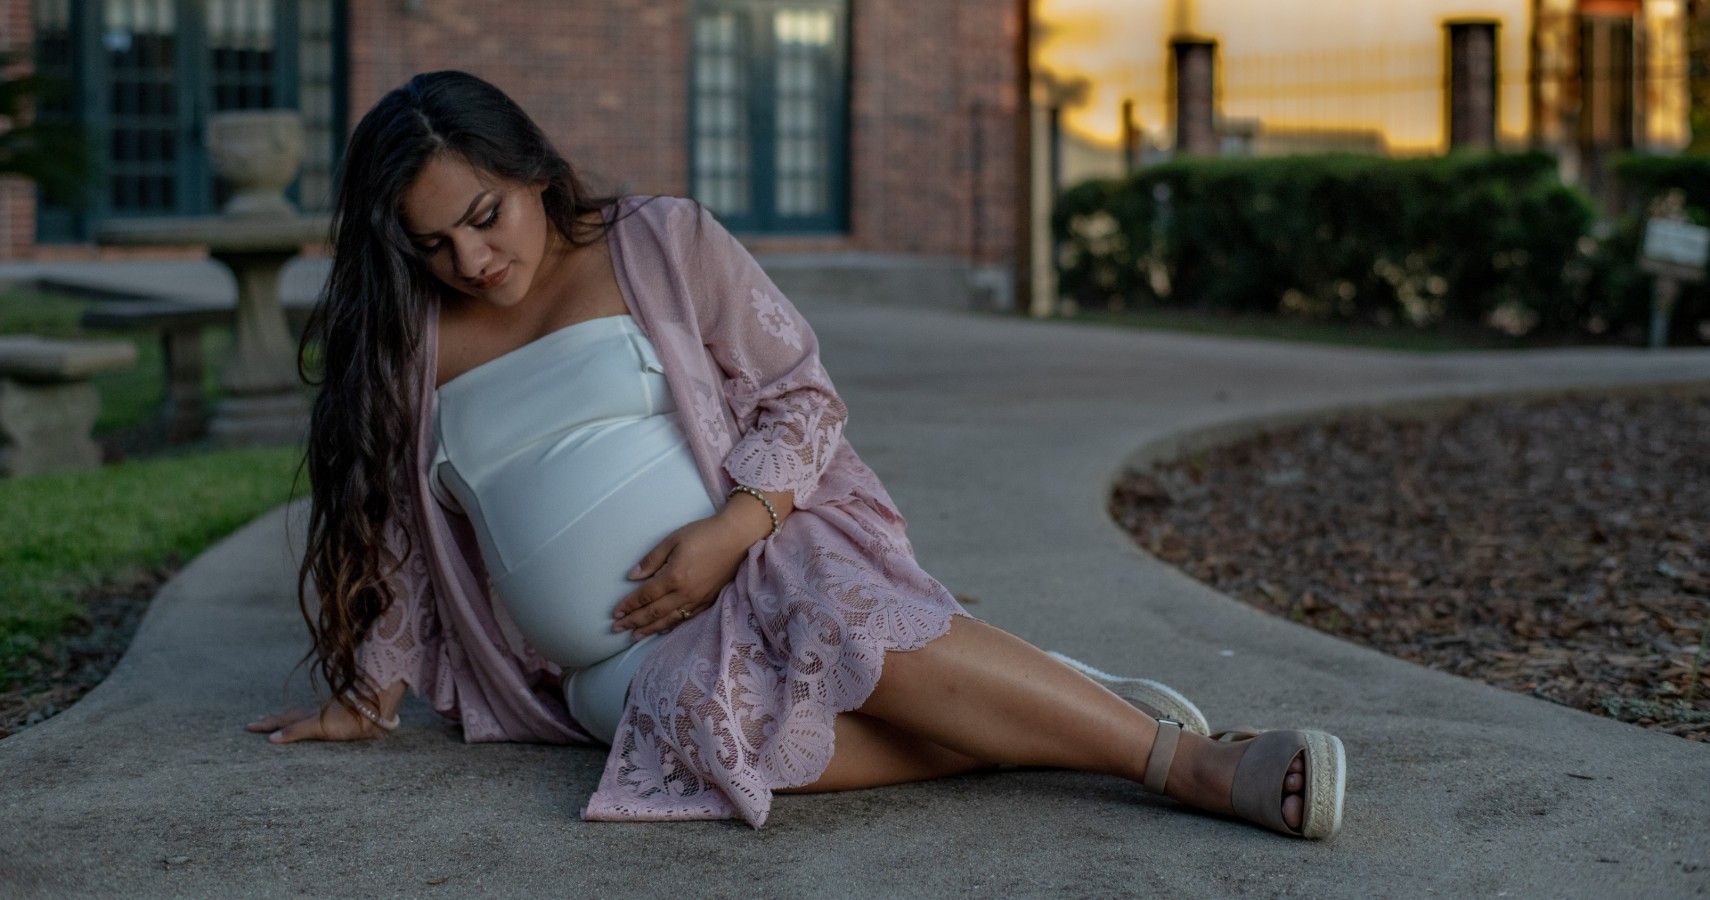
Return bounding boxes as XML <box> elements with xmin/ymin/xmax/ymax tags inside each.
<box><xmin>1298</xmin><ymin>730</ymin><xmax>1346</xmax><ymax>840</ymax></box>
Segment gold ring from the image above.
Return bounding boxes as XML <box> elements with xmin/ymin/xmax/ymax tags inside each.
<box><xmin>676</xmin><ymin>607</ymin><xmax>692</xmax><ymax>621</ymax></box>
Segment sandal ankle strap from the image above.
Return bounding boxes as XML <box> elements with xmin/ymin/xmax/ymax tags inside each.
<box><xmin>1142</xmin><ymin>717</ymin><xmax>1184</xmax><ymax>794</ymax></box>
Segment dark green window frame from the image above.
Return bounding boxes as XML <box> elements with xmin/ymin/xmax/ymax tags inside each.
<box><xmin>29</xmin><ymin>0</ymin><xmax>348</xmax><ymax>244</ymax></box>
<box><xmin>689</xmin><ymin>0</ymin><xmax>851</xmax><ymax>234</ymax></box>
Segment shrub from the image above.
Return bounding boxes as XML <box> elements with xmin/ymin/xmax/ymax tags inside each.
<box><xmin>1576</xmin><ymin>154</ymin><xmax>1710</xmax><ymax>345</ymax></box>
<box><xmin>1053</xmin><ymin>152</ymin><xmax>1600</xmax><ymax>337</ymax></box>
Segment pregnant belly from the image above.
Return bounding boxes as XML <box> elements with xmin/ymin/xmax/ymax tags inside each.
<box><xmin>488</xmin><ymin>441</ymin><xmax>718</xmax><ymax>669</ymax></box>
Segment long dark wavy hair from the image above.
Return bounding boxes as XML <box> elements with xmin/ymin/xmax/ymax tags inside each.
<box><xmin>292</xmin><ymin>69</ymin><xmax>683</xmax><ymax>723</ymax></box>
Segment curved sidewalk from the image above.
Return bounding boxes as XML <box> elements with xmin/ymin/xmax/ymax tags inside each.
<box><xmin>4</xmin><ymin>300</ymin><xmax>1708</xmax><ymax>896</ymax></box>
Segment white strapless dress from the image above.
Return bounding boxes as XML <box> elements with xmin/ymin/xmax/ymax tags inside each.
<box><xmin>430</xmin><ymin>313</ymin><xmax>717</xmax><ymax>742</ymax></box>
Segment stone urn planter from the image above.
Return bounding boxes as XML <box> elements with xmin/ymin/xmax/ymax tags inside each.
<box><xmin>206</xmin><ymin>110</ymin><xmax>306</xmax><ymax>218</ymax></box>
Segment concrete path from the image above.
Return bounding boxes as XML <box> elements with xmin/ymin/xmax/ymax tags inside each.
<box><xmin>3</xmin><ymin>296</ymin><xmax>1708</xmax><ymax>897</ymax></box>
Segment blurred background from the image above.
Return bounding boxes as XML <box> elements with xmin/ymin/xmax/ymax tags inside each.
<box><xmin>1035</xmin><ymin>0</ymin><xmax>1709</xmax><ymax>350</ymax></box>
<box><xmin>1039</xmin><ymin>0</ymin><xmax>1695</xmax><ymax>169</ymax></box>
<box><xmin>0</xmin><ymin>0</ymin><xmax>1020</xmax><ymax>310</ymax></box>
<box><xmin>0</xmin><ymin>0</ymin><xmax>1704</xmax><ymax>342</ymax></box>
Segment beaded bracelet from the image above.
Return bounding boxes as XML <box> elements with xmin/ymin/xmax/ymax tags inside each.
<box><xmin>345</xmin><ymin>694</ymin><xmax>400</xmax><ymax>732</ymax></box>
<box><xmin>727</xmin><ymin>484</ymin><xmax>781</xmax><ymax>538</ymax></box>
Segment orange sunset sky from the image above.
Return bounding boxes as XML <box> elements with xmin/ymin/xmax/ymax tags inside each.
<box><xmin>1034</xmin><ymin>0</ymin><xmax>1690</xmax><ymax>154</ymax></box>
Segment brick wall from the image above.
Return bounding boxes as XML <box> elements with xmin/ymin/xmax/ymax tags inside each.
<box><xmin>347</xmin><ymin>0</ymin><xmax>1019</xmax><ymax>264</ymax></box>
<box><xmin>1</xmin><ymin>0</ymin><xmax>1021</xmax><ymax>268</ymax></box>
<box><xmin>0</xmin><ymin>0</ymin><xmax>35</xmax><ymax>260</ymax></box>
<box><xmin>347</xmin><ymin>1</ymin><xmax>689</xmax><ymax>208</ymax></box>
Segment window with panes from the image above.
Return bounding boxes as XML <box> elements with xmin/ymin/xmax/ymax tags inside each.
<box><xmin>690</xmin><ymin>0</ymin><xmax>849</xmax><ymax>233</ymax></box>
<box><xmin>30</xmin><ymin>0</ymin><xmax>345</xmax><ymax>242</ymax></box>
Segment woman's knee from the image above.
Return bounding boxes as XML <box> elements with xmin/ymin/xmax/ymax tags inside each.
<box><xmin>858</xmin><ymin>615</ymin><xmax>984</xmax><ymax>718</ymax></box>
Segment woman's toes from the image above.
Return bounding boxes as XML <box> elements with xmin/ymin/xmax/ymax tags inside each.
<box><xmin>1282</xmin><ymin>750</ymin><xmax>1307</xmax><ymax>831</ymax></box>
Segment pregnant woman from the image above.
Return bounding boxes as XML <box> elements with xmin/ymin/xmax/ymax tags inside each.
<box><xmin>246</xmin><ymin>70</ymin><xmax>1346</xmax><ymax>839</ymax></box>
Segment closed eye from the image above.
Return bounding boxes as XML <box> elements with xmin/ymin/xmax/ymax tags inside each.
<box><xmin>414</xmin><ymin>204</ymin><xmax>501</xmax><ymax>255</ymax></box>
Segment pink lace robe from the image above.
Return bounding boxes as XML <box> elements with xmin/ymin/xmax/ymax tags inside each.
<box><xmin>353</xmin><ymin>194</ymin><xmax>975</xmax><ymax>828</ymax></box>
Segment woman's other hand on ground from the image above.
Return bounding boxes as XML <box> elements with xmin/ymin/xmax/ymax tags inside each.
<box><xmin>245</xmin><ymin>698</ymin><xmax>386</xmax><ymax>744</ymax></box>
<box><xmin>612</xmin><ymin>513</ymin><xmax>756</xmax><ymax>638</ymax></box>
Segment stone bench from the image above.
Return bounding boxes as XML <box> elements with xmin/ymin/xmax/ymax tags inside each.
<box><xmin>0</xmin><ymin>336</ymin><xmax>139</xmax><ymax>477</ymax></box>
<box><xmin>81</xmin><ymin>299</ymin><xmax>312</xmax><ymax>443</ymax></box>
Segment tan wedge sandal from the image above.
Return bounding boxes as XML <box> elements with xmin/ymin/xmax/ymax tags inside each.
<box><xmin>1142</xmin><ymin>719</ymin><xmax>1346</xmax><ymax>840</ymax></box>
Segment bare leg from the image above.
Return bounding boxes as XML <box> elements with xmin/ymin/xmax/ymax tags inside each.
<box><xmin>780</xmin><ymin>616</ymin><xmax>1307</xmax><ymax>829</ymax></box>
<box><xmin>774</xmin><ymin>710</ymin><xmax>994</xmax><ymax>793</ymax></box>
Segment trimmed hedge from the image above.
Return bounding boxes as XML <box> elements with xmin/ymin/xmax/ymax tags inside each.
<box><xmin>1053</xmin><ymin>152</ymin><xmax>1605</xmax><ymax>337</ymax></box>
<box><xmin>1582</xmin><ymin>153</ymin><xmax>1710</xmax><ymax>345</ymax></box>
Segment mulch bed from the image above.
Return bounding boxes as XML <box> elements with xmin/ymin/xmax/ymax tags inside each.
<box><xmin>0</xmin><ymin>565</ymin><xmax>171</xmax><ymax>740</ymax></box>
<box><xmin>0</xmin><ymin>427</ymin><xmax>191</xmax><ymax>741</ymax></box>
<box><xmin>1110</xmin><ymin>387</ymin><xmax>1710</xmax><ymax>741</ymax></box>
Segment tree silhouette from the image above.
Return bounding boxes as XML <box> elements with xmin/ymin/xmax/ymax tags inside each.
<box><xmin>0</xmin><ymin>51</ymin><xmax>94</xmax><ymax>207</ymax></box>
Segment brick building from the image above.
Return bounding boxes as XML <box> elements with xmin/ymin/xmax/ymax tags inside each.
<box><xmin>0</xmin><ymin>0</ymin><xmax>1025</xmax><ymax>307</ymax></box>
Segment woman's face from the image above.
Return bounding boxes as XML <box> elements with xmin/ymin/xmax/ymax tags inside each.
<box><xmin>397</xmin><ymin>152</ymin><xmax>557</xmax><ymax>310</ymax></box>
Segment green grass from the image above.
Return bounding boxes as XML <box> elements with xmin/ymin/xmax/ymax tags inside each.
<box><xmin>1043</xmin><ymin>306</ymin><xmax>1586</xmax><ymax>353</ymax></box>
<box><xmin>0</xmin><ymin>286</ymin><xmax>309</xmax><ymax>692</ymax></box>
<box><xmin>0</xmin><ymin>445</ymin><xmax>304</xmax><ymax>690</ymax></box>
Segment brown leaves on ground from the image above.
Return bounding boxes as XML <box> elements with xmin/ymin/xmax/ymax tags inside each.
<box><xmin>1111</xmin><ymin>388</ymin><xmax>1710</xmax><ymax>741</ymax></box>
<box><xmin>0</xmin><ymin>567</ymin><xmax>166</xmax><ymax>739</ymax></box>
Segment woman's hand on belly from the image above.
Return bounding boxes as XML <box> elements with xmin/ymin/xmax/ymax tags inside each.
<box><xmin>610</xmin><ymin>512</ymin><xmax>757</xmax><ymax>639</ymax></box>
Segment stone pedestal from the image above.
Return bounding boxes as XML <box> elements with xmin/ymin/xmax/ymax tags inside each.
<box><xmin>210</xmin><ymin>247</ymin><xmax>309</xmax><ymax>447</ymax></box>
<box><xmin>0</xmin><ymin>336</ymin><xmax>138</xmax><ymax>477</ymax></box>
<box><xmin>96</xmin><ymin>110</ymin><xmax>328</xmax><ymax>449</ymax></box>
<box><xmin>0</xmin><ymin>380</ymin><xmax>104</xmax><ymax>476</ymax></box>
<box><xmin>96</xmin><ymin>214</ymin><xmax>324</xmax><ymax>448</ymax></box>
<box><xmin>208</xmin><ymin>392</ymin><xmax>310</xmax><ymax>446</ymax></box>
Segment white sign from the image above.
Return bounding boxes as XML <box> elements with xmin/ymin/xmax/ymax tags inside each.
<box><xmin>1642</xmin><ymin>218</ymin><xmax>1710</xmax><ymax>271</ymax></box>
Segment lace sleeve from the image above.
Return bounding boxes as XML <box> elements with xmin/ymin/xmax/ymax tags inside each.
<box><xmin>353</xmin><ymin>502</ymin><xmax>443</xmax><ymax>699</ymax></box>
<box><xmin>687</xmin><ymin>203</ymin><xmax>849</xmax><ymax>508</ymax></box>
